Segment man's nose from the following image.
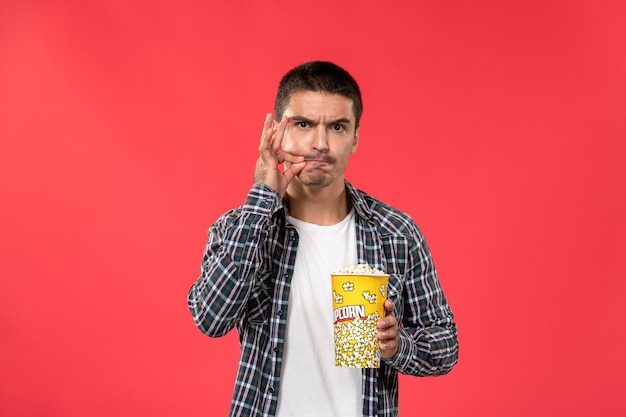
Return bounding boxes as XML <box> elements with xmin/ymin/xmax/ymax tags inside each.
<box><xmin>312</xmin><ymin>125</ymin><xmax>329</xmax><ymax>151</ymax></box>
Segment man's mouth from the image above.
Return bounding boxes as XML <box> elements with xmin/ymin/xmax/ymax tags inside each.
<box><xmin>304</xmin><ymin>154</ymin><xmax>335</xmax><ymax>164</ymax></box>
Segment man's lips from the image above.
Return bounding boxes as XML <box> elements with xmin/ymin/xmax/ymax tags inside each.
<box><xmin>303</xmin><ymin>155</ymin><xmax>335</xmax><ymax>164</ymax></box>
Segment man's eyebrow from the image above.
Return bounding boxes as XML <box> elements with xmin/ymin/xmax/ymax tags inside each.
<box><xmin>290</xmin><ymin>115</ymin><xmax>314</xmax><ymax>123</ymax></box>
<box><xmin>289</xmin><ymin>115</ymin><xmax>353</xmax><ymax>125</ymax></box>
<box><xmin>328</xmin><ymin>118</ymin><xmax>352</xmax><ymax>125</ymax></box>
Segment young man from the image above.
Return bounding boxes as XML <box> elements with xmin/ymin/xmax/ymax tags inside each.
<box><xmin>187</xmin><ymin>61</ymin><xmax>458</xmax><ymax>417</ymax></box>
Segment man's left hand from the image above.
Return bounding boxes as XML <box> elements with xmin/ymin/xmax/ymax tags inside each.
<box><xmin>377</xmin><ymin>299</ymin><xmax>399</xmax><ymax>359</ymax></box>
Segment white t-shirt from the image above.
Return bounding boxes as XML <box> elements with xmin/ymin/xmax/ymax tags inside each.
<box><xmin>275</xmin><ymin>209</ymin><xmax>362</xmax><ymax>417</ymax></box>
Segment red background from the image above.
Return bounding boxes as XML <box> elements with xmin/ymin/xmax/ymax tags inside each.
<box><xmin>1</xmin><ymin>1</ymin><xmax>625</xmax><ymax>416</ymax></box>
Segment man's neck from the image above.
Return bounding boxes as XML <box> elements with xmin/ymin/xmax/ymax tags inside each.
<box><xmin>285</xmin><ymin>180</ymin><xmax>351</xmax><ymax>226</ymax></box>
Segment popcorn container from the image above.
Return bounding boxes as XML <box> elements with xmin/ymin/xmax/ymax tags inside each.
<box><xmin>331</xmin><ymin>273</ymin><xmax>389</xmax><ymax>368</ymax></box>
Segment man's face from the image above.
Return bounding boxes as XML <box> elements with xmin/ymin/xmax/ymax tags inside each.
<box><xmin>279</xmin><ymin>91</ymin><xmax>359</xmax><ymax>188</ymax></box>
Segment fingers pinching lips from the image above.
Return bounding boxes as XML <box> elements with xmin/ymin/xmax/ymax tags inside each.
<box><xmin>258</xmin><ymin>115</ymin><xmax>299</xmax><ymax>166</ymax></box>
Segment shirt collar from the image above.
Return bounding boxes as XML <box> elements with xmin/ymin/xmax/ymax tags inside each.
<box><xmin>276</xmin><ymin>180</ymin><xmax>372</xmax><ymax>221</ymax></box>
<box><xmin>344</xmin><ymin>180</ymin><xmax>372</xmax><ymax>220</ymax></box>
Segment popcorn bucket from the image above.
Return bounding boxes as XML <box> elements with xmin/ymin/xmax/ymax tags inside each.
<box><xmin>331</xmin><ymin>273</ymin><xmax>389</xmax><ymax>368</ymax></box>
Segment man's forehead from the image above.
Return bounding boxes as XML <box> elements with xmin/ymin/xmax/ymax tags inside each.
<box><xmin>284</xmin><ymin>91</ymin><xmax>356</xmax><ymax>121</ymax></box>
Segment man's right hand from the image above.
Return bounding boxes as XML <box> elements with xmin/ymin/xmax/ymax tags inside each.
<box><xmin>254</xmin><ymin>113</ymin><xmax>306</xmax><ymax>197</ymax></box>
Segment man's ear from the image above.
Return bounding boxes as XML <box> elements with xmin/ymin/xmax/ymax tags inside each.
<box><xmin>351</xmin><ymin>128</ymin><xmax>359</xmax><ymax>153</ymax></box>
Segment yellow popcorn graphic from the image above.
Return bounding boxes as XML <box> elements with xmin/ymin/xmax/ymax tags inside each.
<box><xmin>362</xmin><ymin>290</ymin><xmax>377</xmax><ymax>304</ymax></box>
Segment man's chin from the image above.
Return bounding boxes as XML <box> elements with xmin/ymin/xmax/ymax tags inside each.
<box><xmin>296</xmin><ymin>172</ymin><xmax>332</xmax><ymax>188</ymax></box>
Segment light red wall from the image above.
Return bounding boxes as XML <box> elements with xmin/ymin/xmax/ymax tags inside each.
<box><xmin>1</xmin><ymin>1</ymin><xmax>625</xmax><ymax>416</ymax></box>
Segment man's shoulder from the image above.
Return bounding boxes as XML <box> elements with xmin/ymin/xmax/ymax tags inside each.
<box><xmin>210</xmin><ymin>184</ymin><xmax>284</xmax><ymax>227</ymax></box>
<box><xmin>347</xmin><ymin>182</ymin><xmax>419</xmax><ymax>235</ymax></box>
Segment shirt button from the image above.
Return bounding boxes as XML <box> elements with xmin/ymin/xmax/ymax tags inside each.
<box><xmin>277</xmin><ymin>310</ymin><xmax>283</xmax><ymax>317</ymax></box>
<box><xmin>273</xmin><ymin>346</ymin><xmax>279</xmax><ymax>353</ymax></box>
<box><xmin>268</xmin><ymin>387</ymin><xmax>275</xmax><ymax>394</ymax></box>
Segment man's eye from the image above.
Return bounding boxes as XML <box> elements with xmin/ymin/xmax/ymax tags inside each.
<box><xmin>297</xmin><ymin>121</ymin><xmax>308</xmax><ymax>128</ymax></box>
<box><xmin>333</xmin><ymin>124</ymin><xmax>344</xmax><ymax>131</ymax></box>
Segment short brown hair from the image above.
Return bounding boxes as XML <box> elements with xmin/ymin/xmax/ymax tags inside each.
<box><xmin>274</xmin><ymin>61</ymin><xmax>363</xmax><ymax>128</ymax></box>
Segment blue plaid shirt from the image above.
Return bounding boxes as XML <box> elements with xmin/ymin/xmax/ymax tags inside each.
<box><xmin>188</xmin><ymin>182</ymin><xmax>458</xmax><ymax>417</ymax></box>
